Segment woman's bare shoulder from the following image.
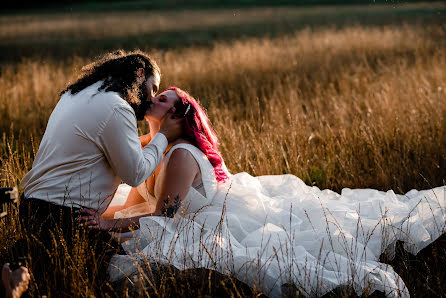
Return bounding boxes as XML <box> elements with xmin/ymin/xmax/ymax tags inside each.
<box><xmin>168</xmin><ymin>147</ymin><xmax>198</xmax><ymax>169</ymax></box>
<box><xmin>155</xmin><ymin>141</ymin><xmax>200</xmax><ymax>199</ymax></box>
<box><xmin>164</xmin><ymin>139</ymin><xmax>200</xmax><ymax>173</ymax></box>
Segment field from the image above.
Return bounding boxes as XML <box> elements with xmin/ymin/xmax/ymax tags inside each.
<box><xmin>0</xmin><ymin>2</ymin><xmax>445</xmax><ymax>297</ymax></box>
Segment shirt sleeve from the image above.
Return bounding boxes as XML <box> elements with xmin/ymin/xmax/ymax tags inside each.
<box><xmin>97</xmin><ymin>105</ymin><xmax>168</xmax><ymax>187</ymax></box>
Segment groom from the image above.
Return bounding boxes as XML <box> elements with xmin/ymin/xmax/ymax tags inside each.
<box><xmin>17</xmin><ymin>50</ymin><xmax>182</xmax><ymax>295</ymax></box>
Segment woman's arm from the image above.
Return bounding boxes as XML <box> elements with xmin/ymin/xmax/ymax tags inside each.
<box><xmin>153</xmin><ymin>148</ymin><xmax>200</xmax><ymax>216</ymax></box>
<box><xmin>80</xmin><ymin>147</ymin><xmax>200</xmax><ymax>231</ymax></box>
<box><xmin>100</xmin><ymin>188</ymin><xmax>148</xmax><ymax>219</ymax></box>
<box><xmin>139</xmin><ymin>133</ymin><xmax>152</xmax><ymax>147</ymax></box>
<box><xmin>79</xmin><ymin>209</ymin><xmax>154</xmax><ymax>232</ymax></box>
<box><xmin>155</xmin><ymin>148</ymin><xmax>200</xmax><ymax>217</ymax></box>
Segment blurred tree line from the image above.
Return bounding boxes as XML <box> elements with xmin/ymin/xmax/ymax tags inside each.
<box><xmin>2</xmin><ymin>0</ymin><xmax>443</xmax><ymax>12</ymax></box>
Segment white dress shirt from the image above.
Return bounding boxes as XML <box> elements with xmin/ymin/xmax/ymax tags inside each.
<box><xmin>21</xmin><ymin>81</ymin><xmax>167</xmax><ymax>214</ymax></box>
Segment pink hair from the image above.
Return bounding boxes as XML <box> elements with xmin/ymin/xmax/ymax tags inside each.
<box><xmin>165</xmin><ymin>87</ymin><xmax>228</xmax><ymax>183</ymax></box>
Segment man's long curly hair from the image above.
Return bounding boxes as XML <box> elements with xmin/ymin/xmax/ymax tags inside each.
<box><xmin>62</xmin><ymin>50</ymin><xmax>160</xmax><ymax>105</ymax></box>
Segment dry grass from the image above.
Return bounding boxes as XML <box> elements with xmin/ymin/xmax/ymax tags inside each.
<box><xmin>2</xmin><ymin>4</ymin><xmax>444</xmax><ymax>41</ymax></box>
<box><xmin>2</xmin><ymin>24</ymin><xmax>445</xmax><ymax>192</ymax></box>
<box><xmin>0</xmin><ymin>4</ymin><xmax>445</xmax><ymax>297</ymax></box>
<box><xmin>1</xmin><ymin>3</ymin><xmax>445</xmax><ymax>62</ymax></box>
<box><xmin>0</xmin><ymin>6</ymin><xmax>338</xmax><ymax>40</ymax></box>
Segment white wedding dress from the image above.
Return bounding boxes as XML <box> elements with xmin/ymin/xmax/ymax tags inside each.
<box><xmin>108</xmin><ymin>144</ymin><xmax>445</xmax><ymax>297</ymax></box>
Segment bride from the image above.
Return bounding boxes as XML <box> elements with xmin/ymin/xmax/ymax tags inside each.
<box><xmin>79</xmin><ymin>87</ymin><xmax>445</xmax><ymax>297</ymax></box>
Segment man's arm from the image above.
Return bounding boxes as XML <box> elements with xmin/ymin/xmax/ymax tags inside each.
<box><xmin>98</xmin><ymin>106</ymin><xmax>167</xmax><ymax>187</ymax></box>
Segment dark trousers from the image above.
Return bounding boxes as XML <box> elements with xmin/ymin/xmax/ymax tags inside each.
<box><xmin>15</xmin><ymin>198</ymin><xmax>123</xmax><ymax>297</ymax></box>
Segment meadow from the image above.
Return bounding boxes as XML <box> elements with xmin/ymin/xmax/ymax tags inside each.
<box><xmin>0</xmin><ymin>2</ymin><xmax>445</xmax><ymax>297</ymax></box>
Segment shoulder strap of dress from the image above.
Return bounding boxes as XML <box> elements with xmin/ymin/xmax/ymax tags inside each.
<box><xmin>164</xmin><ymin>143</ymin><xmax>218</xmax><ymax>199</ymax></box>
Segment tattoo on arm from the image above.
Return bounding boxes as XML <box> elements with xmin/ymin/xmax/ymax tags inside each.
<box><xmin>194</xmin><ymin>182</ymin><xmax>204</xmax><ymax>191</ymax></box>
<box><xmin>161</xmin><ymin>195</ymin><xmax>181</xmax><ymax>217</ymax></box>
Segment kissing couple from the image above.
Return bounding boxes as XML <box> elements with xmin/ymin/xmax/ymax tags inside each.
<box><xmin>20</xmin><ymin>50</ymin><xmax>445</xmax><ymax>297</ymax></box>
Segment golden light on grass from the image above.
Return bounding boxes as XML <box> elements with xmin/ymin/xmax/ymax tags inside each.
<box><xmin>0</xmin><ymin>5</ymin><xmax>445</xmax><ymax>296</ymax></box>
<box><xmin>2</xmin><ymin>24</ymin><xmax>444</xmax><ymax>191</ymax></box>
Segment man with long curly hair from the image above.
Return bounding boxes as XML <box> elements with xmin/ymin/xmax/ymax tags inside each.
<box><xmin>17</xmin><ymin>50</ymin><xmax>182</xmax><ymax>295</ymax></box>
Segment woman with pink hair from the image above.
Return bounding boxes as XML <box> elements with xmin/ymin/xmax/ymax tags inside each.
<box><xmin>80</xmin><ymin>87</ymin><xmax>445</xmax><ymax>298</ymax></box>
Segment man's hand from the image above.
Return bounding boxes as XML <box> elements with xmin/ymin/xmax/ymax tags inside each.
<box><xmin>2</xmin><ymin>264</ymin><xmax>30</xmax><ymax>298</ymax></box>
<box><xmin>159</xmin><ymin>112</ymin><xmax>184</xmax><ymax>143</ymax></box>
<box><xmin>77</xmin><ymin>208</ymin><xmax>115</xmax><ymax>231</ymax></box>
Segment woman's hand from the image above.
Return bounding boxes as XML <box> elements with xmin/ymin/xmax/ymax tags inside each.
<box><xmin>77</xmin><ymin>208</ymin><xmax>115</xmax><ymax>231</ymax></box>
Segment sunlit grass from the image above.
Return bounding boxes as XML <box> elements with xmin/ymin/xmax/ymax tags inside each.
<box><xmin>1</xmin><ymin>25</ymin><xmax>445</xmax><ymax>192</ymax></box>
<box><xmin>1</xmin><ymin>3</ymin><xmax>445</xmax><ymax>62</ymax></box>
<box><xmin>0</xmin><ymin>4</ymin><xmax>445</xmax><ymax>297</ymax></box>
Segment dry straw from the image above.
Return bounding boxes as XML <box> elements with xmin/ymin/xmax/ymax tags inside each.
<box><xmin>0</xmin><ymin>12</ymin><xmax>445</xmax><ymax>297</ymax></box>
